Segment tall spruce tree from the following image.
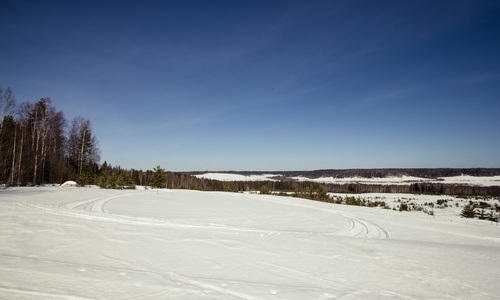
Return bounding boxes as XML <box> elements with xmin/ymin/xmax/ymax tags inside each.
<box><xmin>150</xmin><ymin>165</ymin><xmax>167</xmax><ymax>190</ymax></box>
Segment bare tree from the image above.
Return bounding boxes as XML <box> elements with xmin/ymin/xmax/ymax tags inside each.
<box><xmin>28</xmin><ymin>99</ymin><xmax>53</xmax><ymax>183</ymax></box>
<box><xmin>0</xmin><ymin>86</ymin><xmax>16</xmax><ymax>133</ymax></box>
<box><xmin>0</xmin><ymin>86</ymin><xmax>16</xmax><ymax>156</ymax></box>
<box><xmin>68</xmin><ymin>117</ymin><xmax>100</xmax><ymax>178</ymax></box>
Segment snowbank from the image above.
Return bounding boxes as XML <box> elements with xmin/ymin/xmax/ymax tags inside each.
<box><xmin>60</xmin><ymin>181</ymin><xmax>78</xmax><ymax>188</ymax></box>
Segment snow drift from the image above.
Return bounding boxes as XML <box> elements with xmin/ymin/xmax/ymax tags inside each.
<box><xmin>60</xmin><ymin>181</ymin><xmax>78</xmax><ymax>188</ymax></box>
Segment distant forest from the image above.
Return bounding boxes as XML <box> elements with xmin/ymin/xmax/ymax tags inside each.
<box><xmin>191</xmin><ymin>168</ymin><xmax>500</xmax><ymax>179</ymax></box>
<box><xmin>91</xmin><ymin>166</ymin><xmax>500</xmax><ymax>197</ymax></box>
<box><xmin>1</xmin><ymin>85</ymin><xmax>499</xmax><ymax>196</ymax></box>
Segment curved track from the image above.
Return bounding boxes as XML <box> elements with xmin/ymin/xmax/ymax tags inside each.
<box><xmin>23</xmin><ymin>191</ymin><xmax>389</xmax><ymax>239</ymax></box>
<box><xmin>336</xmin><ymin>213</ymin><xmax>389</xmax><ymax>239</ymax></box>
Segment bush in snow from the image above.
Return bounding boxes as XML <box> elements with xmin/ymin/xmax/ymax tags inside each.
<box><xmin>260</xmin><ymin>185</ymin><xmax>271</xmax><ymax>194</ymax></box>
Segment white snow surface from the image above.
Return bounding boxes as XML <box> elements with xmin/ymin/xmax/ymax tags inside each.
<box><xmin>195</xmin><ymin>173</ymin><xmax>280</xmax><ymax>181</ymax></box>
<box><xmin>197</xmin><ymin>173</ymin><xmax>500</xmax><ymax>186</ymax></box>
<box><xmin>438</xmin><ymin>175</ymin><xmax>500</xmax><ymax>186</ymax></box>
<box><xmin>291</xmin><ymin>175</ymin><xmax>434</xmax><ymax>185</ymax></box>
<box><xmin>1</xmin><ymin>186</ymin><xmax>500</xmax><ymax>299</ymax></box>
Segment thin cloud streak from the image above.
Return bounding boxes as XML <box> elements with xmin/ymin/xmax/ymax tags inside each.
<box><xmin>456</xmin><ymin>73</ymin><xmax>500</xmax><ymax>85</ymax></box>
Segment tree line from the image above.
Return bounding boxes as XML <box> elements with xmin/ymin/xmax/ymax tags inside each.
<box><xmin>98</xmin><ymin>166</ymin><xmax>500</xmax><ymax>197</ymax></box>
<box><xmin>0</xmin><ymin>86</ymin><xmax>100</xmax><ymax>185</ymax></box>
<box><xmin>197</xmin><ymin>168</ymin><xmax>500</xmax><ymax>179</ymax></box>
<box><xmin>3</xmin><ymin>84</ymin><xmax>499</xmax><ymax>197</ymax></box>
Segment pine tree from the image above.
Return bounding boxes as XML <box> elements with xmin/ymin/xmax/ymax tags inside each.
<box><xmin>150</xmin><ymin>165</ymin><xmax>167</xmax><ymax>189</ymax></box>
<box><xmin>478</xmin><ymin>208</ymin><xmax>487</xmax><ymax>220</ymax></box>
<box><xmin>117</xmin><ymin>170</ymin><xmax>135</xmax><ymax>189</ymax></box>
<box><xmin>97</xmin><ymin>162</ymin><xmax>116</xmax><ymax>189</ymax></box>
<box><xmin>487</xmin><ymin>210</ymin><xmax>498</xmax><ymax>222</ymax></box>
<box><xmin>260</xmin><ymin>185</ymin><xmax>270</xmax><ymax>194</ymax></box>
<box><xmin>460</xmin><ymin>204</ymin><xmax>476</xmax><ymax>219</ymax></box>
<box><xmin>79</xmin><ymin>164</ymin><xmax>94</xmax><ymax>186</ymax></box>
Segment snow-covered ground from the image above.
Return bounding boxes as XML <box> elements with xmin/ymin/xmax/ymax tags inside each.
<box><xmin>1</xmin><ymin>186</ymin><xmax>500</xmax><ymax>299</ymax></box>
<box><xmin>291</xmin><ymin>175</ymin><xmax>433</xmax><ymax>185</ymax></box>
<box><xmin>438</xmin><ymin>175</ymin><xmax>500</xmax><ymax>186</ymax></box>
<box><xmin>327</xmin><ymin>192</ymin><xmax>498</xmax><ymax>217</ymax></box>
<box><xmin>197</xmin><ymin>173</ymin><xmax>500</xmax><ymax>186</ymax></box>
<box><xmin>195</xmin><ymin>173</ymin><xmax>280</xmax><ymax>181</ymax></box>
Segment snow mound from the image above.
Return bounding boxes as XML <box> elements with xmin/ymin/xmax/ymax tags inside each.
<box><xmin>60</xmin><ymin>181</ymin><xmax>78</xmax><ymax>188</ymax></box>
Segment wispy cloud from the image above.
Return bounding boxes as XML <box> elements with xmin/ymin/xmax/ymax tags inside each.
<box><xmin>456</xmin><ymin>73</ymin><xmax>500</xmax><ymax>85</ymax></box>
<box><xmin>353</xmin><ymin>88</ymin><xmax>415</xmax><ymax>110</ymax></box>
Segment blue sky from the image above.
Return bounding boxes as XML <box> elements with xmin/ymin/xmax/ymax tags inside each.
<box><xmin>1</xmin><ymin>0</ymin><xmax>499</xmax><ymax>171</ymax></box>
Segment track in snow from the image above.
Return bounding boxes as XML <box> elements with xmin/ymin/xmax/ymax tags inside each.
<box><xmin>61</xmin><ymin>194</ymin><xmax>135</xmax><ymax>213</ymax></box>
<box><xmin>336</xmin><ymin>213</ymin><xmax>389</xmax><ymax>239</ymax></box>
<box><xmin>22</xmin><ymin>191</ymin><xmax>389</xmax><ymax>239</ymax></box>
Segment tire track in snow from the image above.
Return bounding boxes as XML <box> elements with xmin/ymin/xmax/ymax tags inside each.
<box><xmin>258</xmin><ymin>195</ymin><xmax>389</xmax><ymax>239</ymax></box>
<box><xmin>336</xmin><ymin>214</ymin><xmax>389</xmax><ymax>239</ymax></box>
<box><xmin>63</xmin><ymin>197</ymin><xmax>103</xmax><ymax>210</ymax></box>
<box><xmin>21</xmin><ymin>202</ymin><xmax>343</xmax><ymax>237</ymax></box>
<box><xmin>61</xmin><ymin>193</ymin><xmax>136</xmax><ymax>213</ymax></box>
<box><xmin>24</xmin><ymin>191</ymin><xmax>389</xmax><ymax>239</ymax></box>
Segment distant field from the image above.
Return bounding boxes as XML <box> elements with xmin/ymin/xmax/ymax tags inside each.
<box><xmin>196</xmin><ymin>172</ymin><xmax>500</xmax><ymax>186</ymax></box>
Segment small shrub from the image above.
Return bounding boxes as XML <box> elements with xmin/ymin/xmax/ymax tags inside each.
<box><xmin>260</xmin><ymin>185</ymin><xmax>270</xmax><ymax>195</ymax></box>
<box><xmin>436</xmin><ymin>199</ymin><xmax>448</xmax><ymax>205</ymax></box>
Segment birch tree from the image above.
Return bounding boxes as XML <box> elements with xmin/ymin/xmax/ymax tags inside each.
<box><xmin>68</xmin><ymin>117</ymin><xmax>100</xmax><ymax>179</ymax></box>
<box><xmin>0</xmin><ymin>86</ymin><xmax>16</xmax><ymax>137</ymax></box>
<box><xmin>28</xmin><ymin>98</ymin><xmax>56</xmax><ymax>184</ymax></box>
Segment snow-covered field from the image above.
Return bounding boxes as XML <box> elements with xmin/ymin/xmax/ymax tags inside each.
<box><xmin>291</xmin><ymin>175</ymin><xmax>434</xmax><ymax>185</ymax></box>
<box><xmin>195</xmin><ymin>173</ymin><xmax>280</xmax><ymax>182</ymax></box>
<box><xmin>196</xmin><ymin>173</ymin><xmax>500</xmax><ymax>186</ymax></box>
<box><xmin>1</xmin><ymin>186</ymin><xmax>500</xmax><ymax>299</ymax></box>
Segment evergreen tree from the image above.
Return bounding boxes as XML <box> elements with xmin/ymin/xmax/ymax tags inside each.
<box><xmin>260</xmin><ymin>185</ymin><xmax>270</xmax><ymax>194</ymax></box>
<box><xmin>150</xmin><ymin>165</ymin><xmax>167</xmax><ymax>189</ymax></box>
<box><xmin>477</xmin><ymin>208</ymin><xmax>487</xmax><ymax>220</ymax></box>
<box><xmin>117</xmin><ymin>170</ymin><xmax>135</xmax><ymax>189</ymax></box>
<box><xmin>97</xmin><ymin>161</ymin><xmax>116</xmax><ymax>189</ymax></box>
<box><xmin>79</xmin><ymin>164</ymin><xmax>94</xmax><ymax>186</ymax></box>
<box><xmin>317</xmin><ymin>186</ymin><xmax>330</xmax><ymax>201</ymax></box>
<box><xmin>487</xmin><ymin>210</ymin><xmax>498</xmax><ymax>222</ymax></box>
<box><xmin>460</xmin><ymin>204</ymin><xmax>476</xmax><ymax>218</ymax></box>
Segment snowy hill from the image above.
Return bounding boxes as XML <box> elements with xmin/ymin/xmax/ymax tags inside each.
<box><xmin>196</xmin><ymin>172</ymin><xmax>500</xmax><ymax>186</ymax></box>
<box><xmin>1</xmin><ymin>186</ymin><xmax>499</xmax><ymax>299</ymax></box>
